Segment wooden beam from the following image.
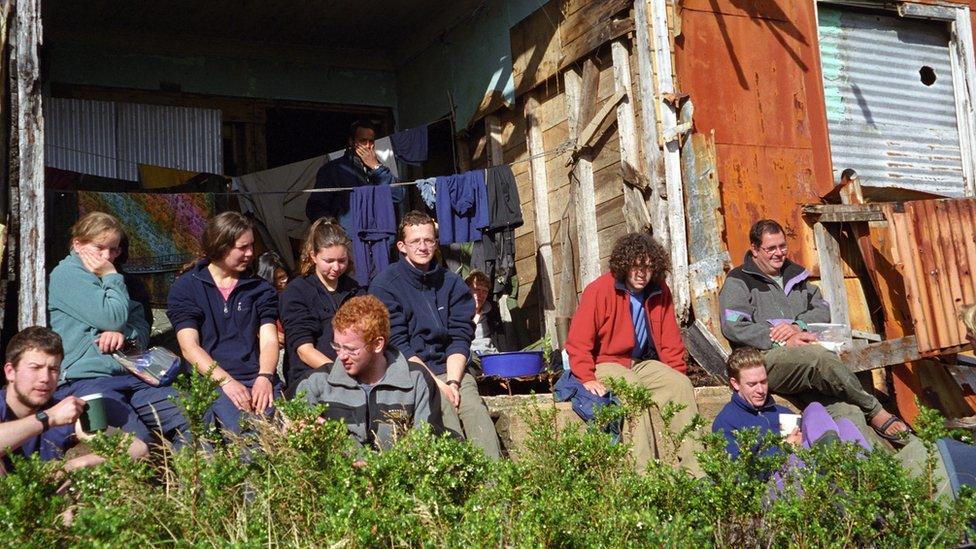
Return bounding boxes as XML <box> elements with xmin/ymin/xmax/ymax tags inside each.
<box><xmin>16</xmin><ymin>0</ymin><xmax>45</xmax><ymax>329</ymax></box>
<box><xmin>633</xmin><ymin>0</ymin><xmax>668</xmax><ymax>240</ymax></box>
<box><xmin>837</xmin><ymin>336</ymin><xmax>971</xmax><ymax>373</ymax></box>
<box><xmin>813</xmin><ymin>222</ymin><xmax>852</xmax><ymax>331</ymax></box>
<box><xmin>558</xmin><ymin>8</ymin><xmax>633</xmax><ymax>73</ymax></box>
<box><xmin>575</xmin><ymin>92</ymin><xmax>624</xmax><ymax>153</ymax></box>
<box><xmin>802</xmin><ymin>203</ymin><xmax>887</xmax><ymax>223</ymax></box>
<box><xmin>648</xmin><ymin>0</ymin><xmax>690</xmax><ymax>321</ymax></box>
<box><xmin>524</xmin><ymin>94</ymin><xmax>558</xmax><ymax>344</ymax></box>
<box><xmin>610</xmin><ymin>38</ymin><xmax>651</xmax><ymax>233</ymax></box>
<box><xmin>564</xmin><ymin>66</ymin><xmax>600</xmax><ymax>288</ymax></box>
<box><xmin>682</xmin><ymin>319</ymin><xmax>730</xmax><ymax>382</ymax></box>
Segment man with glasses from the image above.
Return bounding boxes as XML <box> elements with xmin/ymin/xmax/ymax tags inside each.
<box><xmin>296</xmin><ymin>295</ymin><xmax>444</xmax><ymax>450</ymax></box>
<box><xmin>369</xmin><ymin>211</ymin><xmax>502</xmax><ymax>459</ymax></box>
<box><xmin>566</xmin><ymin>232</ymin><xmax>703</xmax><ymax>475</ymax></box>
<box><xmin>719</xmin><ymin>219</ymin><xmax>909</xmax><ymax>442</ymax></box>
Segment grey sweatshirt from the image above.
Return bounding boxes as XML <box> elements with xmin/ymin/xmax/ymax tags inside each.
<box><xmin>719</xmin><ymin>253</ymin><xmax>830</xmax><ymax>350</ymax></box>
<box><xmin>296</xmin><ymin>347</ymin><xmax>444</xmax><ymax>450</ymax></box>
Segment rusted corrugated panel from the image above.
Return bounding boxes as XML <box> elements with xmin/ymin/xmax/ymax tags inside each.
<box><xmin>45</xmin><ymin>98</ymin><xmax>119</xmax><ymax>178</ymax></box>
<box><xmin>819</xmin><ymin>6</ymin><xmax>966</xmax><ymax>196</ymax></box>
<box><xmin>674</xmin><ymin>2</ymin><xmax>832</xmax><ymax>268</ymax></box>
<box><xmin>894</xmin><ymin>198</ymin><xmax>976</xmax><ymax>352</ymax></box>
<box><xmin>117</xmin><ymin>103</ymin><xmax>223</xmax><ymax>181</ymax></box>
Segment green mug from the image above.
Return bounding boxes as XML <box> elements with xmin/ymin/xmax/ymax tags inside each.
<box><xmin>80</xmin><ymin>393</ymin><xmax>108</xmax><ymax>433</ymax></box>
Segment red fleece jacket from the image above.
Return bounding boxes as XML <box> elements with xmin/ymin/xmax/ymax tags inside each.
<box><xmin>566</xmin><ymin>273</ymin><xmax>687</xmax><ymax>382</ymax></box>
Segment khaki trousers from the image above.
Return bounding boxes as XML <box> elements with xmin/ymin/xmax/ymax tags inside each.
<box><xmin>437</xmin><ymin>370</ymin><xmax>502</xmax><ymax>460</ymax></box>
<box><xmin>595</xmin><ymin>360</ymin><xmax>703</xmax><ymax>476</ymax></box>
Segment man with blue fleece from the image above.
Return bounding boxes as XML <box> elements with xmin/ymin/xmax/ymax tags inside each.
<box><xmin>370</xmin><ymin>211</ymin><xmax>502</xmax><ymax>459</ymax></box>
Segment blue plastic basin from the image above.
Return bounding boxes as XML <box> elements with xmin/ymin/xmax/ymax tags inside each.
<box><xmin>479</xmin><ymin>351</ymin><xmax>545</xmax><ymax>378</ymax></box>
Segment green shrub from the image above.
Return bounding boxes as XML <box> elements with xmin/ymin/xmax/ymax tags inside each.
<box><xmin>0</xmin><ymin>379</ymin><xmax>972</xmax><ymax>547</ymax></box>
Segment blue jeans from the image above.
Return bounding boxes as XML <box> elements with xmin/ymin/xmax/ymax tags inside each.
<box><xmin>56</xmin><ymin>375</ymin><xmax>191</xmax><ymax>450</ymax></box>
<box><xmin>206</xmin><ymin>378</ymin><xmax>281</xmax><ymax>435</ymax></box>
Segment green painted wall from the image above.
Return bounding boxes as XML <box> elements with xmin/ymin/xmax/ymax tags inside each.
<box><xmin>395</xmin><ymin>0</ymin><xmax>548</xmax><ymax>130</ymax></box>
<box><xmin>46</xmin><ymin>40</ymin><xmax>399</xmax><ymax>109</ymax></box>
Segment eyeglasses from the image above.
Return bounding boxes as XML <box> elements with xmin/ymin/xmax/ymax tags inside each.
<box><xmin>760</xmin><ymin>244</ymin><xmax>788</xmax><ymax>254</ymax></box>
<box><xmin>629</xmin><ymin>264</ymin><xmax>653</xmax><ymax>273</ymax></box>
<box><xmin>404</xmin><ymin>238</ymin><xmax>437</xmax><ymax>249</ymax></box>
<box><xmin>330</xmin><ymin>341</ymin><xmax>374</xmax><ymax>356</ymax></box>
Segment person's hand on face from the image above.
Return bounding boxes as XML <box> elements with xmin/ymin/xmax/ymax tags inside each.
<box><xmin>77</xmin><ymin>246</ymin><xmax>117</xmax><ymax>277</ymax></box>
<box><xmin>355</xmin><ymin>144</ymin><xmax>380</xmax><ymax>169</ymax></box>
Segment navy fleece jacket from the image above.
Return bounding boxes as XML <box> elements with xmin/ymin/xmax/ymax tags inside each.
<box><xmin>279</xmin><ymin>273</ymin><xmax>364</xmax><ymax>388</ymax></box>
<box><xmin>166</xmin><ymin>261</ymin><xmax>279</xmax><ymax>383</ymax></box>
<box><xmin>712</xmin><ymin>392</ymin><xmax>793</xmax><ymax>459</ymax></box>
<box><xmin>369</xmin><ymin>257</ymin><xmax>475</xmax><ymax>375</ymax></box>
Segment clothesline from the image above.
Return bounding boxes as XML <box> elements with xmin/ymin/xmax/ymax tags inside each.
<box><xmin>47</xmin><ymin>139</ymin><xmax>574</xmax><ymax>197</ymax></box>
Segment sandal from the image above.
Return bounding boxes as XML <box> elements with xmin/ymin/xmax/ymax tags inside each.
<box><xmin>871</xmin><ymin>415</ymin><xmax>912</xmax><ymax>443</ymax></box>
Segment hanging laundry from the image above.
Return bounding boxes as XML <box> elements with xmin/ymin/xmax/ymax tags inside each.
<box><xmin>350</xmin><ymin>184</ymin><xmax>396</xmax><ymax>286</ymax></box>
<box><xmin>479</xmin><ymin>165</ymin><xmax>524</xmax><ymax>296</ymax></box>
<box><xmin>435</xmin><ymin>170</ymin><xmax>489</xmax><ymax>245</ymax></box>
<box><xmin>234</xmin><ymin>155</ymin><xmax>328</xmax><ymax>271</ymax></box>
<box><xmin>415</xmin><ymin>177</ymin><xmax>437</xmax><ymax>209</ymax></box>
<box><xmin>390</xmin><ymin>125</ymin><xmax>429</xmax><ymax>165</ymax></box>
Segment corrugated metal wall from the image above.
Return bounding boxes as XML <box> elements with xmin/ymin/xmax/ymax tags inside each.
<box><xmin>45</xmin><ymin>98</ymin><xmax>118</xmax><ymax>178</ymax></box>
<box><xmin>45</xmin><ymin>98</ymin><xmax>223</xmax><ymax>180</ymax></box>
<box><xmin>819</xmin><ymin>6</ymin><xmax>966</xmax><ymax>196</ymax></box>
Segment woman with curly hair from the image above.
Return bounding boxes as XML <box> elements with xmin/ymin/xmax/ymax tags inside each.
<box><xmin>565</xmin><ymin>231</ymin><xmax>703</xmax><ymax>476</ymax></box>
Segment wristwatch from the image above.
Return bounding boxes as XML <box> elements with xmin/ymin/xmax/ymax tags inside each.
<box><xmin>36</xmin><ymin>411</ymin><xmax>50</xmax><ymax>432</ymax></box>
<box><xmin>446</xmin><ymin>379</ymin><xmax>461</xmax><ymax>388</ymax></box>
<box><xmin>257</xmin><ymin>373</ymin><xmax>275</xmax><ymax>382</ymax></box>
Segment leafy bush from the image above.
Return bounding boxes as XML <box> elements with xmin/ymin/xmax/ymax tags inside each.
<box><xmin>0</xmin><ymin>378</ymin><xmax>971</xmax><ymax>547</ymax></box>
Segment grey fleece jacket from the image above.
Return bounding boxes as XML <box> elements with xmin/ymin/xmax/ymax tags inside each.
<box><xmin>719</xmin><ymin>253</ymin><xmax>830</xmax><ymax>350</ymax></box>
<box><xmin>296</xmin><ymin>348</ymin><xmax>444</xmax><ymax>450</ymax></box>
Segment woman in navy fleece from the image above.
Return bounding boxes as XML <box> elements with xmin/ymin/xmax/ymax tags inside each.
<box><xmin>279</xmin><ymin>218</ymin><xmax>364</xmax><ymax>399</ymax></box>
<box><xmin>167</xmin><ymin>212</ymin><xmax>280</xmax><ymax>434</ymax></box>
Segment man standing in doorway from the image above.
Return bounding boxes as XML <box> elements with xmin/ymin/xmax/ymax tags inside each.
<box><xmin>305</xmin><ymin>119</ymin><xmax>403</xmax><ymax>234</ymax></box>
<box><xmin>719</xmin><ymin>219</ymin><xmax>909</xmax><ymax>441</ymax></box>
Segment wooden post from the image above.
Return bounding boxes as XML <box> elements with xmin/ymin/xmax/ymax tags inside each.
<box><xmin>611</xmin><ymin>38</ymin><xmax>651</xmax><ymax>233</ymax></box>
<box><xmin>524</xmin><ymin>94</ymin><xmax>558</xmax><ymax>343</ymax></box>
<box><xmin>633</xmin><ymin>0</ymin><xmax>668</xmax><ymax>240</ymax></box>
<box><xmin>648</xmin><ymin>0</ymin><xmax>690</xmax><ymax>321</ymax></box>
<box><xmin>813</xmin><ymin>222</ymin><xmax>852</xmax><ymax>333</ymax></box>
<box><xmin>16</xmin><ymin>0</ymin><xmax>44</xmax><ymax>329</ymax></box>
<box><xmin>564</xmin><ymin>62</ymin><xmax>601</xmax><ymax>288</ymax></box>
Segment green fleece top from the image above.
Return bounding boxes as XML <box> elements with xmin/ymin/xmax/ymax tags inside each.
<box><xmin>48</xmin><ymin>251</ymin><xmax>150</xmax><ymax>384</ymax></box>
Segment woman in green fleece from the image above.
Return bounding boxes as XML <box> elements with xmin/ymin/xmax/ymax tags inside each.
<box><xmin>49</xmin><ymin>212</ymin><xmax>190</xmax><ymax>448</ymax></box>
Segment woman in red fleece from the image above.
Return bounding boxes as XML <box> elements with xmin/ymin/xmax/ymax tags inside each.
<box><xmin>565</xmin><ymin>232</ymin><xmax>703</xmax><ymax>476</ymax></box>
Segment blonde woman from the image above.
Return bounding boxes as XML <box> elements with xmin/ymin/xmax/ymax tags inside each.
<box><xmin>49</xmin><ymin>212</ymin><xmax>189</xmax><ymax>448</ymax></box>
<box><xmin>279</xmin><ymin>218</ymin><xmax>364</xmax><ymax>399</ymax></box>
